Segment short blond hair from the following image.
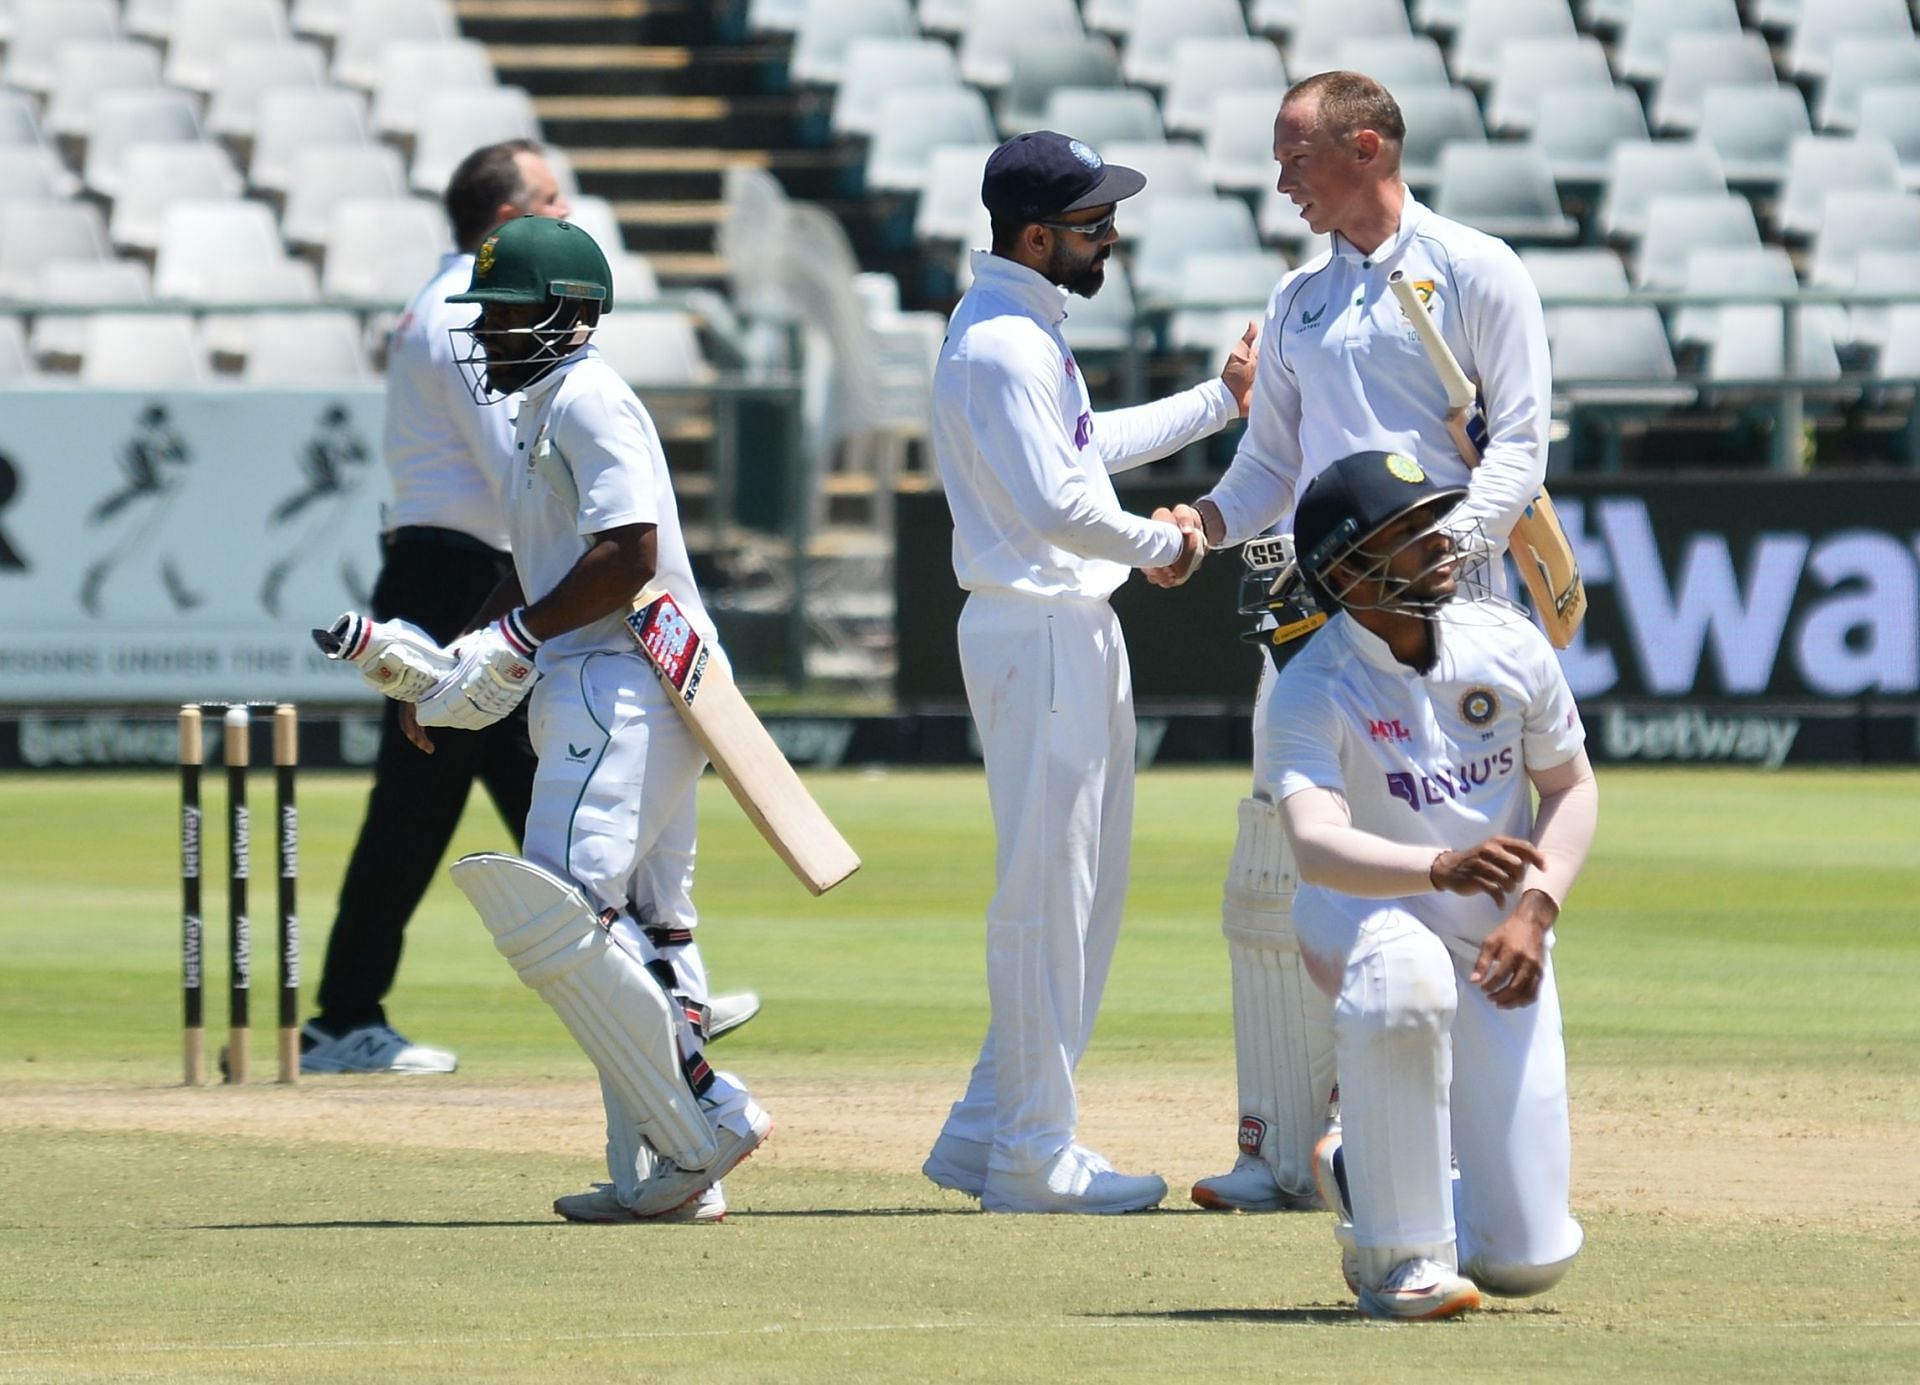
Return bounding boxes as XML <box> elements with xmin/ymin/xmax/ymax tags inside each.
<box><xmin>1283</xmin><ymin>71</ymin><xmax>1406</xmax><ymax>149</ymax></box>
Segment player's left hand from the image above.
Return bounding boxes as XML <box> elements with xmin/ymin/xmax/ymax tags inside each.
<box><xmin>1220</xmin><ymin>321</ymin><xmax>1258</xmax><ymax>417</ymax></box>
<box><xmin>1144</xmin><ymin>504</ymin><xmax>1208</xmax><ymax>588</ymax></box>
<box><xmin>1469</xmin><ymin>891</ymin><xmax>1557</xmax><ymax>1009</ymax></box>
<box><xmin>414</xmin><ymin>611</ymin><xmax>541</xmax><ymax>730</ymax></box>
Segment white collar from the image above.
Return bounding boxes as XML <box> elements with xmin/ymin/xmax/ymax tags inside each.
<box><xmin>518</xmin><ymin>342</ymin><xmax>595</xmax><ymax>406</ymax></box>
<box><xmin>968</xmin><ymin>250</ymin><xmax>1070</xmax><ymax>326</ymax></box>
<box><xmin>1330</xmin><ymin>190</ymin><xmax>1429</xmax><ymax>267</ymax></box>
<box><xmin>1330</xmin><ymin>606</ymin><xmax>1445</xmax><ymax>676</ymax></box>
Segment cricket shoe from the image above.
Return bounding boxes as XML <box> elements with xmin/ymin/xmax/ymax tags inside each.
<box><xmin>981</xmin><ymin>1145</ymin><xmax>1166</xmax><ymax>1215</ymax></box>
<box><xmin>1357</xmin><ymin>1258</ymin><xmax>1482</xmax><ymax>1322</ymax></box>
<box><xmin>553</xmin><ymin>1182</ymin><xmax>727</xmax><ymax>1224</ymax></box>
<box><xmin>627</xmin><ymin>1098</ymin><xmax>772</xmax><ymax>1217</ymax></box>
<box><xmin>921</xmin><ymin>1133</ymin><xmax>989</xmax><ymax>1198</ymax></box>
<box><xmin>299</xmin><ymin>1022</ymin><xmax>457</xmax><ymax>1075</ymax></box>
<box><xmin>707</xmin><ymin>991</ymin><xmax>761</xmax><ymax>1041</ymax></box>
<box><xmin>1311</xmin><ymin>1117</ymin><xmax>1361</xmax><ymax>1294</ymax></box>
<box><xmin>1190</xmin><ymin>1154</ymin><xmax>1322</xmax><ymax>1213</ymax></box>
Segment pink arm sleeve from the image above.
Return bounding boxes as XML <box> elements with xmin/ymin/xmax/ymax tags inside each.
<box><xmin>1522</xmin><ymin>747</ymin><xmax>1598</xmax><ymax>911</ymax></box>
<box><xmin>1279</xmin><ymin>787</ymin><xmax>1439</xmax><ymax>898</ymax></box>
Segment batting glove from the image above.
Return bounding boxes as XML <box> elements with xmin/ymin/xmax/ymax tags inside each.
<box><xmin>415</xmin><ymin>610</ymin><xmax>542</xmax><ymax>730</ymax></box>
<box><xmin>313</xmin><ymin>612</ymin><xmax>457</xmax><ymax>702</ymax></box>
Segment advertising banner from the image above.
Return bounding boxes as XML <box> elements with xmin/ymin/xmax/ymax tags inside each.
<box><xmin>0</xmin><ymin>388</ymin><xmax>389</xmax><ymax>705</ymax></box>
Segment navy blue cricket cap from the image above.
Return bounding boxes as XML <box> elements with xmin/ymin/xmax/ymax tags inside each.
<box><xmin>980</xmin><ymin>130</ymin><xmax>1146</xmax><ymax>224</ymax></box>
<box><xmin>1294</xmin><ymin>450</ymin><xmax>1466</xmax><ymax>588</ymax></box>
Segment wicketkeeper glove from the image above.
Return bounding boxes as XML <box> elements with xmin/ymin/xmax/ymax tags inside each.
<box><xmin>414</xmin><ymin>609</ymin><xmax>542</xmax><ymax>730</ymax></box>
<box><xmin>312</xmin><ymin>612</ymin><xmax>458</xmax><ymax>702</ymax></box>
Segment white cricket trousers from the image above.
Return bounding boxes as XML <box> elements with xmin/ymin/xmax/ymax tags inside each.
<box><xmin>940</xmin><ymin>589</ymin><xmax>1135</xmax><ymax>1175</ymax></box>
<box><xmin>1294</xmin><ymin>889</ymin><xmax>1584</xmax><ymax>1284</ymax></box>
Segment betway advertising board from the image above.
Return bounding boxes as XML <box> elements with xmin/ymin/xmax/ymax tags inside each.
<box><xmin>896</xmin><ymin>475</ymin><xmax>1920</xmax><ymax>766</ymax></box>
<box><xmin>0</xmin><ymin>388</ymin><xmax>389</xmax><ymax>705</ymax></box>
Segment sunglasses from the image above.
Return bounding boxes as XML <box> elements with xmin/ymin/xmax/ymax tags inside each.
<box><xmin>1038</xmin><ymin>212</ymin><xmax>1116</xmax><ymax>239</ymax></box>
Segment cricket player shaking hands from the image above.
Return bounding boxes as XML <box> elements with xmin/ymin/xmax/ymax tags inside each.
<box><xmin>408</xmin><ymin>215</ymin><xmax>770</xmax><ymax>1224</ymax></box>
<box><xmin>1263</xmin><ymin>449</ymin><xmax>1595</xmax><ymax>1319</ymax></box>
<box><xmin>922</xmin><ymin>131</ymin><xmax>1257</xmax><ymax>1213</ymax></box>
<box><xmin>1155</xmin><ymin>72</ymin><xmax>1554</xmax><ymax>1216</ymax></box>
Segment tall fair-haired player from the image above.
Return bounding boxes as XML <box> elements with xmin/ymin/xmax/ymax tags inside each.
<box><xmin>1147</xmin><ymin>70</ymin><xmax>1553</xmax><ymax>1216</ymax></box>
<box><xmin>400</xmin><ymin>215</ymin><xmax>770</xmax><ymax>1223</ymax></box>
<box><xmin>1270</xmin><ymin>448</ymin><xmax>1595</xmax><ymax>1319</ymax></box>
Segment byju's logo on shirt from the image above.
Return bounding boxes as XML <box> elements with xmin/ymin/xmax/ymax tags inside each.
<box><xmin>1385</xmin><ymin>749</ymin><xmax>1516</xmax><ymax>811</ymax></box>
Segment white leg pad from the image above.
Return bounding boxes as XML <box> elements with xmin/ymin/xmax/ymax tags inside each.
<box><xmin>449</xmin><ymin>852</ymin><xmax>719</xmax><ymax>1170</ymax></box>
<box><xmin>1462</xmin><ymin>1246</ymin><xmax>1579</xmax><ymax>1299</ymax></box>
<box><xmin>1220</xmin><ymin>795</ymin><xmax>1337</xmax><ymax>1197</ymax></box>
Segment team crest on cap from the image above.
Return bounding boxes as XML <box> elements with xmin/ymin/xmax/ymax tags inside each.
<box><xmin>475</xmin><ymin>238</ymin><xmax>497</xmax><ymax>276</ymax></box>
<box><xmin>1384</xmin><ymin>452</ymin><xmax>1425</xmax><ymax>483</ymax></box>
<box><xmin>1460</xmin><ymin>687</ymin><xmax>1500</xmax><ymax>726</ymax></box>
<box><xmin>1068</xmin><ymin>139</ymin><xmax>1101</xmax><ymax>170</ymax></box>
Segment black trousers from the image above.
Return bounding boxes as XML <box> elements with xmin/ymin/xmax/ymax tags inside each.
<box><xmin>312</xmin><ymin>527</ymin><xmax>536</xmax><ymax>1032</ymax></box>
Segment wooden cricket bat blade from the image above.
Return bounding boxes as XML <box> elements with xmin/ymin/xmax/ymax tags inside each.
<box><xmin>626</xmin><ymin>589</ymin><xmax>860</xmax><ymax>895</ymax></box>
<box><xmin>1511</xmin><ymin>491</ymin><xmax>1587</xmax><ymax>651</ymax></box>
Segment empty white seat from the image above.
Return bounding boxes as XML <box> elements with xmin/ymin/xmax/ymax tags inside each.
<box><xmin>1779</xmin><ymin>135</ymin><xmax>1903</xmax><ymax>237</ymax></box>
<box><xmin>108</xmin><ymin>143</ymin><xmax>245</xmax><ymax>251</ymax></box>
<box><xmin>1485</xmin><ymin>35</ymin><xmax>1614</xmax><ymax>135</ymax></box>
<box><xmin>1130</xmin><ymin>194</ymin><xmax>1261</xmax><ymax>299</ymax></box>
<box><xmin>154</xmin><ymin>201</ymin><xmax>288</xmax><ymax>300</ymax></box>
<box><xmin>1546</xmin><ymin>305</ymin><xmax>1680</xmax><ymax>383</ymax></box>
<box><xmin>322</xmin><ymin>197</ymin><xmax>452</xmax><ymax>299</ymax></box>
<box><xmin>1856</xmin><ymin>89</ymin><xmax>1920</xmax><ymax>189</ymax></box>
<box><xmin>1083</xmin><ymin>0</ymin><xmax>1140</xmax><ymax>37</ymax></box>
<box><xmin>832</xmin><ymin>38</ymin><xmax>962</xmax><ymax>139</ymax></box>
<box><xmin>1695</xmin><ymin>85</ymin><xmax>1811</xmax><ymax>185</ymax></box>
<box><xmin>997</xmin><ymin>37</ymin><xmax>1122</xmax><ymax>136</ymax></box>
<box><xmin>865</xmin><ymin>88</ymin><xmax>995</xmax><ymax>193</ymax></box>
<box><xmin>1291</xmin><ymin>0</ymin><xmax>1410</xmax><ymax>79</ymax></box>
<box><xmin>290</xmin><ymin>0</ymin><xmax>349</xmax><ymax>38</ymax></box>
<box><xmin>1205</xmin><ymin>90</ymin><xmax>1285</xmax><ymax>193</ymax></box>
<box><xmin>609</xmin><ymin>251</ymin><xmax>662</xmax><ymax>304</ymax></box>
<box><xmin>1169</xmin><ymin>250</ymin><xmax>1286</xmax><ymax>351</ymax></box>
<box><xmin>914</xmin><ymin>143</ymin><xmax>997</xmax><ymax>245</ymax></box>
<box><xmin>1123</xmin><ymin>0</ymin><xmax>1247</xmax><ymax>88</ymax></box>
<box><xmin>2</xmin><ymin>0</ymin><xmax>120</xmax><ymax>96</ymax></box>
<box><xmin>205</xmin><ymin>41</ymin><xmax>329</xmax><ymax>142</ymax></box>
<box><xmin>1597</xmin><ymin>140</ymin><xmax>1727</xmax><ymax>242</ymax></box>
<box><xmin>371</xmin><ymin>38</ymin><xmax>497</xmax><ymax>139</ymax></box>
<box><xmin>1162</xmin><ymin>37</ymin><xmax>1285</xmax><ymax>136</ymax></box>
<box><xmin>590</xmin><ymin>310</ymin><xmax>714</xmax><ymax>384</ymax></box>
<box><xmin>1634</xmin><ymin>193</ymin><xmax>1760</xmax><ymax>289</ymax></box>
<box><xmin>1451</xmin><ymin>0</ymin><xmax>1575</xmax><ymax>85</ymax></box>
<box><xmin>916</xmin><ymin>0</ymin><xmax>971</xmax><ymax>34</ymax></box>
<box><xmin>1809</xmin><ymin>190</ymin><xmax>1920</xmax><ymax>286</ymax></box>
<box><xmin>1249</xmin><ymin>0</ymin><xmax>1301</xmax><ymax>35</ymax></box>
<box><xmin>1398</xmin><ymin>88</ymin><xmax>1486</xmax><ymax>190</ymax></box>
<box><xmin>563</xmin><ymin>194</ymin><xmax>630</xmax><ymax>259</ymax></box>
<box><xmin>1848</xmin><ymin>250</ymin><xmax>1920</xmax><ymax>350</ymax></box>
<box><xmin>1667</xmin><ymin>244</ymin><xmax>1794</xmax><ymax>347</ymax></box>
<box><xmin>0</xmin><ymin>91</ymin><xmax>47</xmax><ymax>147</ymax></box>
<box><xmin>0</xmin><ymin>203</ymin><xmax>110</xmax><ymax>297</ymax></box>
<box><xmin>43</xmin><ymin>40</ymin><xmax>163</xmax><ymax>141</ymax></box>
<box><xmin>200</xmin><ymin>259</ymin><xmax>322</xmax><ymax>358</ymax></box>
<box><xmin>280</xmin><ymin>144</ymin><xmax>410</xmax><ymax>247</ymax></box>
<box><xmin>243</xmin><ymin>311</ymin><xmax>369</xmax><ymax>382</ymax></box>
<box><xmin>332</xmin><ymin>0</ymin><xmax>456</xmax><ymax>90</ymax></box>
<box><xmin>0</xmin><ymin>145</ymin><xmax>79</xmax><ymax>201</ymax></box>
<box><xmin>82</xmin><ymin>89</ymin><xmax>204</xmax><ymax>199</ymax></box>
<box><xmin>960</xmin><ymin>0</ymin><xmax>1083</xmax><ymax>88</ymax></box>
<box><xmin>122</xmin><ymin>0</ymin><xmax>176</xmax><ymax>43</ymax></box>
<box><xmin>1531</xmin><ymin>87</ymin><xmax>1649</xmax><ymax>185</ymax></box>
<box><xmin>80</xmin><ymin>313</ymin><xmax>207</xmax><ymax>383</ymax></box>
<box><xmin>1433</xmin><ymin>143</ymin><xmax>1578</xmax><ymax>241</ymax></box>
<box><xmin>166</xmin><ymin>0</ymin><xmax>288</xmax><ymax>93</ymax></box>
<box><xmin>1043</xmin><ymin>88</ymin><xmax>1166</xmax><ymax>146</ymax></box>
<box><xmin>1616</xmin><ymin>0</ymin><xmax>1741</xmax><ymax>84</ymax></box>
<box><xmin>29</xmin><ymin>259</ymin><xmax>152</xmax><ymax>362</ymax></box>
<box><xmin>1817</xmin><ymin>38</ymin><xmax>1920</xmax><ymax>132</ymax></box>
<box><xmin>1786</xmin><ymin>0</ymin><xmax>1913</xmax><ymax>81</ymax></box>
<box><xmin>409</xmin><ymin>87</ymin><xmax>539</xmax><ymax>195</ymax></box>
<box><xmin>1649</xmin><ymin>31</ymin><xmax>1776</xmax><ymax>134</ymax></box>
<box><xmin>1100</xmin><ymin>141</ymin><xmax>1210</xmax><ymax>227</ymax></box>
<box><xmin>1328</xmin><ymin>35</ymin><xmax>1449</xmax><ymax>89</ymax></box>
<box><xmin>790</xmin><ymin>0</ymin><xmax>915</xmax><ymax>87</ymax></box>
<box><xmin>1521</xmin><ymin>246</ymin><xmax>1630</xmax><ymax>297</ymax></box>
<box><xmin>1872</xmin><ymin>303</ymin><xmax>1920</xmax><ymax>379</ymax></box>
<box><xmin>1681</xmin><ymin>248</ymin><xmax>1841</xmax><ymax>379</ymax></box>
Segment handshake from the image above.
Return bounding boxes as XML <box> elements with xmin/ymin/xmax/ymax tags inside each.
<box><xmin>312</xmin><ymin>610</ymin><xmax>542</xmax><ymax>730</ymax></box>
<box><xmin>1143</xmin><ymin>502</ymin><xmax>1209</xmax><ymax>590</ymax></box>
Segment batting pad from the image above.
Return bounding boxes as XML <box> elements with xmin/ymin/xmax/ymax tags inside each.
<box><xmin>1221</xmin><ymin>796</ymin><xmax>1337</xmax><ymax>1198</ymax></box>
<box><xmin>449</xmin><ymin>853</ymin><xmax>719</xmax><ymax>1171</ymax></box>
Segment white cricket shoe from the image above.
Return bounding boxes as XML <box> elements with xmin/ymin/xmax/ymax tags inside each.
<box><xmin>553</xmin><ymin>1182</ymin><xmax>727</xmax><ymax>1224</ymax></box>
<box><xmin>1357</xmin><ymin>1258</ymin><xmax>1482</xmax><ymax>1322</ymax></box>
<box><xmin>299</xmin><ymin>1022</ymin><xmax>457</xmax><ymax>1074</ymax></box>
<box><xmin>627</xmin><ymin>1099</ymin><xmax>772</xmax><ymax>1217</ymax></box>
<box><xmin>707</xmin><ymin>991</ymin><xmax>761</xmax><ymax>1041</ymax></box>
<box><xmin>921</xmin><ymin>1133</ymin><xmax>990</xmax><ymax>1197</ymax></box>
<box><xmin>981</xmin><ymin>1145</ymin><xmax>1166</xmax><ymax>1215</ymax></box>
<box><xmin>1190</xmin><ymin>1153</ymin><xmax>1323</xmax><ymax>1213</ymax></box>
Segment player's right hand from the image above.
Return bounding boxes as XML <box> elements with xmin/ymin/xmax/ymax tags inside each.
<box><xmin>1428</xmin><ymin>835</ymin><xmax>1546</xmax><ymax>908</ymax></box>
<box><xmin>313</xmin><ymin>612</ymin><xmax>456</xmax><ymax>702</ymax></box>
<box><xmin>1143</xmin><ymin>504</ymin><xmax>1208</xmax><ymax>588</ymax></box>
<box><xmin>414</xmin><ymin>611</ymin><xmax>541</xmax><ymax>730</ymax></box>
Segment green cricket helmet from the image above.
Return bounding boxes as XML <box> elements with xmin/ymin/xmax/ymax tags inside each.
<box><xmin>448</xmin><ymin>215</ymin><xmax>612</xmax><ymax>402</ymax></box>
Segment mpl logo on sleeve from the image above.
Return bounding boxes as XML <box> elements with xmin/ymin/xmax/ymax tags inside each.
<box><xmin>625</xmin><ymin>592</ymin><xmax>708</xmax><ymax>705</ymax></box>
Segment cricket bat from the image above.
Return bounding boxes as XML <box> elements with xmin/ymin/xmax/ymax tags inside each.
<box><xmin>625</xmin><ymin>586</ymin><xmax>861</xmax><ymax>895</ymax></box>
<box><xmin>1387</xmin><ymin>270</ymin><xmax>1587</xmax><ymax>650</ymax></box>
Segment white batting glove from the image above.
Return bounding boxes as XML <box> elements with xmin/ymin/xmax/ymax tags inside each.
<box><xmin>313</xmin><ymin>613</ymin><xmax>458</xmax><ymax>702</ymax></box>
<box><xmin>414</xmin><ymin>609</ymin><xmax>542</xmax><ymax>730</ymax></box>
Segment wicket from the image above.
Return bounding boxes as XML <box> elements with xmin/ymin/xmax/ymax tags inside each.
<box><xmin>179</xmin><ymin>702</ymin><xmax>299</xmax><ymax>1086</ymax></box>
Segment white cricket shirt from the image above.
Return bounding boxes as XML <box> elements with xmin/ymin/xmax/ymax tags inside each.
<box><xmin>933</xmin><ymin>251</ymin><xmax>1238</xmax><ymax>599</ymax></box>
<box><xmin>501</xmin><ymin>345</ymin><xmax>715</xmax><ymax>665</ymax></box>
<box><xmin>1203</xmin><ymin>195</ymin><xmax>1551</xmax><ymax>546</ymax></box>
<box><xmin>383</xmin><ymin>252</ymin><xmax>513</xmax><ymax>547</ymax></box>
<box><xmin>1265</xmin><ymin>602</ymin><xmax>1585</xmax><ymax>942</ymax></box>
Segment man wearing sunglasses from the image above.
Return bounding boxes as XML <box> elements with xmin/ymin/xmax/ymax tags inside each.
<box><xmin>923</xmin><ymin>130</ymin><xmax>1258</xmax><ymax>1214</ymax></box>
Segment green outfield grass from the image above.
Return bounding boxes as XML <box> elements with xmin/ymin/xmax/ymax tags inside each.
<box><xmin>1</xmin><ymin>767</ymin><xmax>1916</xmax><ymax>1382</ymax></box>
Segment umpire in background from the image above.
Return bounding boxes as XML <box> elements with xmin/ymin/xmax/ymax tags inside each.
<box><xmin>299</xmin><ymin>140</ymin><xmax>571</xmax><ymax>1073</ymax></box>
